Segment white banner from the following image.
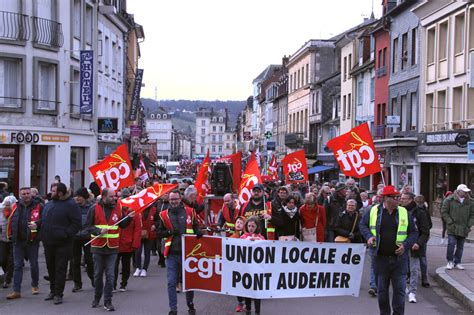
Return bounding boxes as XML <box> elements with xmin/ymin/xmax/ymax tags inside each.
<box><xmin>182</xmin><ymin>235</ymin><xmax>366</xmax><ymax>299</ymax></box>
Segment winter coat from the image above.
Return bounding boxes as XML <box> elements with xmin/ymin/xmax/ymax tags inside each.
<box><xmin>441</xmin><ymin>192</ymin><xmax>474</xmax><ymax>237</ymax></box>
<box><xmin>40</xmin><ymin>193</ymin><xmax>81</xmax><ymax>246</ymax></box>
<box><xmin>334</xmin><ymin>210</ymin><xmax>363</xmax><ymax>243</ymax></box>
<box><xmin>299</xmin><ymin>204</ymin><xmax>326</xmax><ymax>242</ymax></box>
<box><xmin>141</xmin><ymin>206</ymin><xmax>157</xmax><ymax>240</ymax></box>
<box><xmin>8</xmin><ymin>199</ymin><xmax>43</xmax><ymax>243</ymax></box>
<box><xmin>271</xmin><ymin>206</ymin><xmax>300</xmax><ymax>239</ymax></box>
<box><xmin>405</xmin><ymin>202</ymin><xmax>430</xmax><ymax>257</ymax></box>
<box><xmin>119</xmin><ymin>211</ymin><xmax>142</xmax><ymax>253</ymax></box>
<box><xmin>76</xmin><ymin>201</ymin><xmax>94</xmax><ymax>240</ymax></box>
<box><xmin>325</xmin><ymin>193</ymin><xmax>346</xmax><ymax>231</ymax></box>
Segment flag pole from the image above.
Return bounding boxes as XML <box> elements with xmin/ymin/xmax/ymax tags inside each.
<box><xmin>380</xmin><ymin>171</ymin><xmax>386</xmax><ymax>187</ymax></box>
<box><xmin>84</xmin><ymin>211</ymin><xmax>135</xmax><ymax>247</ymax></box>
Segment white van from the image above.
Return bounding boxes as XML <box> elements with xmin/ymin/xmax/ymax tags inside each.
<box><xmin>166</xmin><ymin>161</ymin><xmax>181</xmax><ymax>177</ymax></box>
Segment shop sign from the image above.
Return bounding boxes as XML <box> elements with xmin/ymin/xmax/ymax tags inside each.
<box><xmin>455</xmin><ymin>132</ymin><xmax>470</xmax><ymax>148</ymax></box>
<box><xmin>80</xmin><ymin>50</ymin><xmax>93</xmax><ymax>115</ymax></box>
<box><xmin>266</xmin><ymin>141</ymin><xmax>276</xmax><ymax>151</ymax></box>
<box><xmin>130</xmin><ymin>125</ymin><xmax>142</xmax><ymax>137</ymax></box>
<box><xmin>425</xmin><ymin>131</ymin><xmax>470</xmax><ymax>146</ymax></box>
<box><xmin>98</xmin><ymin>118</ymin><xmax>118</xmax><ymax>133</ymax></box>
<box><xmin>128</xmin><ymin>69</ymin><xmax>144</xmax><ymax>121</ymax></box>
<box><xmin>11</xmin><ymin>131</ymin><xmax>40</xmax><ymax>144</ymax></box>
<box><xmin>468</xmin><ymin>142</ymin><xmax>474</xmax><ymax>161</ymax></box>
<box><xmin>386</xmin><ymin>116</ymin><xmax>400</xmax><ymax>127</ymax></box>
<box><xmin>41</xmin><ymin>134</ymin><xmax>70</xmax><ymax>142</ymax></box>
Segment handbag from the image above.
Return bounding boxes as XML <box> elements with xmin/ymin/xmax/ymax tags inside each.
<box><xmin>335</xmin><ymin>212</ymin><xmax>359</xmax><ymax>243</ymax></box>
<box><xmin>302</xmin><ymin>206</ymin><xmax>319</xmax><ymax>242</ymax></box>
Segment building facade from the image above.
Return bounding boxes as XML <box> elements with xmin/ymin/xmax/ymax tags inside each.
<box><xmin>195</xmin><ymin>108</ymin><xmax>234</xmax><ymax>158</ymax></box>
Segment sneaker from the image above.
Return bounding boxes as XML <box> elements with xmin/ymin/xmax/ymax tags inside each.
<box><xmin>133</xmin><ymin>268</ymin><xmax>141</xmax><ymax>277</ymax></box>
<box><xmin>31</xmin><ymin>287</ymin><xmax>39</xmax><ymax>295</ymax></box>
<box><xmin>421</xmin><ymin>281</ymin><xmax>430</xmax><ymax>288</ymax></box>
<box><xmin>119</xmin><ymin>286</ymin><xmax>127</xmax><ymax>292</ymax></box>
<box><xmin>235</xmin><ymin>303</ymin><xmax>244</xmax><ymax>312</ymax></box>
<box><xmin>112</xmin><ymin>288</ymin><xmax>117</xmax><ymax>293</ymax></box>
<box><xmin>446</xmin><ymin>261</ymin><xmax>454</xmax><ymax>270</ymax></box>
<box><xmin>368</xmin><ymin>288</ymin><xmax>377</xmax><ymax>297</ymax></box>
<box><xmin>44</xmin><ymin>293</ymin><xmax>54</xmax><ymax>301</ymax></box>
<box><xmin>53</xmin><ymin>296</ymin><xmax>63</xmax><ymax>305</ymax></box>
<box><xmin>91</xmin><ymin>298</ymin><xmax>100</xmax><ymax>308</ymax></box>
<box><xmin>104</xmin><ymin>301</ymin><xmax>115</xmax><ymax>311</ymax></box>
<box><xmin>6</xmin><ymin>291</ymin><xmax>21</xmax><ymax>299</ymax></box>
<box><xmin>139</xmin><ymin>269</ymin><xmax>147</xmax><ymax>277</ymax></box>
<box><xmin>408</xmin><ymin>292</ymin><xmax>417</xmax><ymax>303</ymax></box>
<box><xmin>72</xmin><ymin>285</ymin><xmax>82</xmax><ymax>293</ymax></box>
<box><xmin>455</xmin><ymin>264</ymin><xmax>465</xmax><ymax>270</ymax></box>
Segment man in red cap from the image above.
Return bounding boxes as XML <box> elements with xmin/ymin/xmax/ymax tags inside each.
<box><xmin>359</xmin><ymin>185</ymin><xmax>417</xmax><ymax>315</ymax></box>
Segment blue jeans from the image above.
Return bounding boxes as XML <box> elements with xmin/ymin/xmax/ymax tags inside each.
<box><xmin>446</xmin><ymin>234</ymin><xmax>465</xmax><ymax>265</ymax></box>
<box><xmin>369</xmin><ymin>247</ymin><xmax>378</xmax><ymax>290</ymax></box>
<box><xmin>93</xmin><ymin>253</ymin><xmax>117</xmax><ymax>303</ymax></box>
<box><xmin>13</xmin><ymin>241</ymin><xmax>39</xmax><ymax>293</ymax></box>
<box><xmin>135</xmin><ymin>239</ymin><xmax>152</xmax><ymax>270</ymax></box>
<box><xmin>375</xmin><ymin>255</ymin><xmax>408</xmax><ymax>315</ymax></box>
<box><xmin>167</xmin><ymin>254</ymin><xmax>193</xmax><ymax>312</ymax></box>
<box><xmin>407</xmin><ymin>255</ymin><xmax>420</xmax><ymax>294</ymax></box>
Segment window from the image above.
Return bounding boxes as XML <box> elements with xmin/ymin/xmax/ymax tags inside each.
<box><xmin>31</xmin><ymin>145</ymin><xmax>48</xmax><ymax>195</ymax></box>
<box><xmin>37</xmin><ymin>61</ymin><xmax>57</xmax><ymax>111</ymax></box>
<box><xmin>71</xmin><ymin>68</ymin><xmax>80</xmax><ymax>114</ymax></box>
<box><xmin>212</xmin><ymin>135</ymin><xmax>216</xmax><ymax>142</ymax></box>
<box><xmin>219</xmin><ymin>126</ymin><xmax>223</xmax><ymax>132</ymax></box>
<box><xmin>470</xmin><ymin>8</ymin><xmax>474</xmax><ymax>50</ymax></box>
<box><xmin>411</xmin><ymin>29</ymin><xmax>417</xmax><ymax>65</ymax></box>
<box><xmin>425</xmin><ymin>93</ymin><xmax>434</xmax><ymax>130</ymax></box>
<box><xmin>437</xmin><ymin>90</ymin><xmax>446</xmax><ymax>128</ymax></box>
<box><xmin>316</xmin><ymin>91</ymin><xmax>320</xmax><ymax>114</ymax></box>
<box><xmin>306</xmin><ymin>64</ymin><xmax>309</xmax><ymax>84</ymax></box>
<box><xmin>452</xmin><ymin>86</ymin><xmax>462</xmax><ymax>125</ymax></box>
<box><xmin>392</xmin><ymin>37</ymin><xmax>398</xmax><ymax>73</ymax></box>
<box><xmin>343</xmin><ymin>56</ymin><xmax>347</xmax><ymax>81</ymax></box>
<box><xmin>218</xmin><ymin>135</ymin><xmax>222</xmax><ymax>142</ymax></box>
<box><xmin>455</xmin><ymin>13</ymin><xmax>465</xmax><ymax>55</ymax></box>
<box><xmin>201</xmin><ymin>119</ymin><xmax>205</xmax><ymax>126</ymax></box>
<box><xmin>304</xmin><ymin>108</ymin><xmax>308</xmax><ymax>137</ymax></box>
<box><xmin>348</xmin><ymin>93</ymin><xmax>352</xmax><ymax>119</ymax></box>
<box><xmin>348</xmin><ymin>54</ymin><xmax>352</xmax><ymax>73</ymax></box>
<box><xmin>218</xmin><ymin>145</ymin><xmax>222</xmax><ymax>152</ymax></box>
<box><xmin>227</xmin><ymin>135</ymin><xmax>230</xmax><ymax>140</ymax></box>
<box><xmin>383</xmin><ymin>48</ymin><xmax>387</xmax><ymax>67</ymax></box>
<box><xmin>0</xmin><ymin>57</ymin><xmax>22</xmax><ymax>108</ymax></box>
<box><xmin>212</xmin><ymin>126</ymin><xmax>216</xmax><ymax>132</ymax></box>
<box><xmin>439</xmin><ymin>21</ymin><xmax>448</xmax><ymax>61</ymax></box>
<box><xmin>201</xmin><ymin>146</ymin><xmax>204</xmax><ymax>154</ymax></box>
<box><xmin>401</xmin><ymin>33</ymin><xmax>408</xmax><ymax>70</ymax></box>
<box><xmin>370</xmin><ymin>77</ymin><xmax>375</xmax><ymax>101</ymax></box>
<box><xmin>219</xmin><ymin>117</ymin><xmax>223</xmax><ymax>122</ymax></box>
<box><xmin>85</xmin><ymin>5</ymin><xmax>93</xmax><ymax>44</ymax></box>
<box><xmin>410</xmin><ymin>92</ymin><xmax>417</xmax><ymax>130</ymax></box>
<box><xmin>343</xmin><ymin>95</ymin><xmax>347</xmax><ymax>120</ymax></box>
<box><xmin>105</xmin><ymin>36</ymin><xmax>110</xmax><ymax>71</ymax></box>
<box><xmin>377</xmin><ymin>50</ymin><xmax>382</xmax><ymax>68</ymax></box>
<box><xmin>401</xmin><ymin>95</ymin><xmax>407</xmax><ymax>132</ymax></box>
<box><xmin>357</xmin><ymin>81</ymin><xmax>363</xmax><ymax>105</ymax></box>
<box><xmin>226</xmin><ymin>143</ymin><xmax>230</xmax><ymax>149</ymax></box>
<box><xmin>70</xmin><ymin>147</ymin><xmax>85</xmax><ymax>193</ymax></box>
<box><xmin>301</xmin><ymin>67</ymin><xmax>304</xmax><ymax>86</ymax></box>
<box><xmin>201</xmin><ymin>136</ymin><xmax>205</xmax><ymax>143</ymax></box>
<box><xmin>73</xmin><ymin>0</ymin><xmax>81</xmax><ymax>39</ymax></box>
<box><xmin>212</xmin><ymin>145</ymin><xmax>216</xmax><ymax>153</ymax></box>
<box><xmin>391</xmin><ymin>97</ymin><xmax>398</xmax><ymax>117</ymax></box>
<box><xmin>201</xmin><ymin>128</ymin><xmax>205</xmax><ymax>135</ymax></box>
<box><xmin>289</xmin><ymin>74</ymin><xmax>293</xmax><ymax>93</ymax></box>
<box><xmin>297</xmin><ymin>69</ymin><xmax>300</xmax><ymax>88</ymax></box>
<box><xmin>427</xmin><ymin>27</ymin><xmax>436</xmax><ymax>64</ymax></box>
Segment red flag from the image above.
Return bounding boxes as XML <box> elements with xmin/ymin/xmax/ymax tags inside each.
<box><xmin>89</xmin><ymin>144</ymin><xmax>134</xmax><ymax>191</ymax></box>
<box><xmin>120</xmin><ymin>183</ymin><xmax>177</xmax><ymax>213</ymax></box>
<box><xmin>327</xmin><ymin>122</ymin><xmax>381</xmax><ymax>178</ymax></box>
<box><xmin>237</xmin><ymin>152</ymin><xmax>262</xmax><ymax>204</ymax></box>
<box><xmin>268</xmin><ymin>154</ymin><xmax>278</xmax><ymax>180</ymax></box>
<box><xmin>195</xmin><ymin>151</ymin><xmax>211</xmax><ymax>203</ymax></box>
<box><xmin>216</xmin><ymin>151</ymin><xmax>242</xmax><ymax>192</ymax></box>
<box><xmin>135</xmin><ymin>155</ymin><xmax>149</xmax><ymax>181</ymax></box>
<box><xmin>282</xmin><ymin>150</ymin><xmax>308</xmax><ymax>183</ymax></box>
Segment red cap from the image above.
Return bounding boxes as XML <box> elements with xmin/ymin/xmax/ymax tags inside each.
<box><xmin>381</xmin><ymin>185</ymin><xmax>400</xmax><ymax>196</ymax></box>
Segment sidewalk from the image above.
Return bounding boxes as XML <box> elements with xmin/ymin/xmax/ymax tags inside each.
<box><xmin>430</xmin><ymin>216</ymin><xmax>474</xmax><ymax>243</ymax></box>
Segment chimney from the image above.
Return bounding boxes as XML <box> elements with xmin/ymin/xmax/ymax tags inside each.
<box><xmin>282</xmin><ymin>55</ymin><xmax>289</xmax><ymax>66</ymax></box>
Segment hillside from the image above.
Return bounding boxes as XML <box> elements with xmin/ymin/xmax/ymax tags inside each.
<box><xmin>141</xmin><ymin>98</ymin><xmax>246</xmax><ymax>133</ymax></box>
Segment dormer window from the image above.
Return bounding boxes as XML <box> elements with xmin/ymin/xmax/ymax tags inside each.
<box><xmin>156</xmin><ymin>114</ymin><xmax>161</xmax><ymax>119</ymax></box>
<box><xmin>219</xmin><ymin>117</ymin><xmax>223</xmax><ymax>122</ymax></box>
<box><xmin>150</xmin><ymin>114</ymin><xmax>155</xmax><ymax>119</ymax></box>
<box><xmin>212</xmin><ymin>117</ymin><xmax>217</xmax><ymax>122</ymax></box>
<box><xmin>163</xmin><ymin>114</ymin><xmax>168</xmax><ymax>119</ymax></box>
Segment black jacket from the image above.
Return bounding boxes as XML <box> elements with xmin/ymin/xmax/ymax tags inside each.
<box><xmin>406</xmin><ymin>202</ymin><xmax>430</xmax><ymax>257</ymax></box>
<box><xmin>334</xmin><ymin>210</ymin><xmax>363</xmax><ymax>243</ymax></box>
<box><xmin>271</xmin><ymin>197</ymin><xmax>286</xmax><ymax>214</ymax></box>
<box><xmin>40</xmin><ymin>194</ymin><xmax>81</xmax><ymax>246</ymax></box>
<box><xmin>271</xmin><ymin>206</ymin><xmax>300</xmax><ymax>239</ymax></box>
<box><xmin>9</xmin><ymin>199</ymin><xmax>43</xmax><ymax>243</ymax></box>
<box><xmin>326</xmin><ymin>193</ymin><xmax>346</xmax><ymax>230</ymax></box>
<box><xmin>75</xmin><ymin>201</ymin><xmax>95</xmax><ymax>240</ymax></box>
<box><xmin>156</xmin><ymin>204</ymin><xmax>202</xmax><ymax>255</ymax></box>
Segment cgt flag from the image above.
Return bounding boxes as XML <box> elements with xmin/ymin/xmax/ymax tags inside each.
<box><xmin>237</xmin><ymin>152</ymin><xmax>262</xmax><ymax>205</ymax></box>
<box><xmin>136</xmin><ymin>155</ymin><xmax>149</xmax><ymax>181</ymax></box>
<box><xmin>120</xmin><ymin>183</ymin><xmax>177</xmax><ymax>214</ymax></box>
<box><xmin>195</xmin><ymin>151</ymin><xmax>211</xmax><ymax>203</ymax></box>
<box><xmin>282</xmin><ymin>150</ymin><xmax>308</xmax><ymax>183</ymax></box>
<box><xmin>327</xmin><ymin>122</ymin><xmax>381</xmax><ymax>178</ymax></box>
<box><xmin>216</xmin><ymin>151</ymin><xmax>242</xmax><ymax>192</ymax></box>
<box><xmin>268</xmin><ymin>154</ymin><xmax>278</xmax><ymax>180</ymax></box>
<box><xmin>89</xmin><ymin>144</ymin><xmax>134</xmax><ymax>191</ymax></box>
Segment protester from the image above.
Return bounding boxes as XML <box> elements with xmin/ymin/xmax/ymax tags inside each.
<box><xmin>360</xmin><ymin>191</ymin><xmax>372</xmax><ymax>216</ymax></box>
<box><xmin>114</xmin><ymin>189</ymin><xmax>141</xmax><ymax>292</ymax></box>
<box><xmin>154</xmin><ymin>194</ymin><xmax>170</xmax><ymax>268</ymax></box>
<box><xmin>0</xmin><ymin>196</ymin><xmax>16</xmax><ymax>288</ymax></box>
<box><xmin>156</xmin><ymin>190</ymin><xmax>202</xmax><ymax>315</ymax></box>
<box><xmin>85</xmin><ymin>188</ymin><xmax>134</xmax><ymax>311</ymax></box>
<box><xmin>240</xmin><ymin>184</ymin><xmax>275</xmax><ymax>240</ymax></box>
<box><xmin>441</xmin><ymin>184</ymin><xmax>474</xmax><ymax>270</ymax></box>
<box><xmin>6</xmin><ymin>187</ymin><xmax>43</xmax><ymax>300</ymax></box>
<box><xmin>345</xmin><ymin>178</ymin><xmax>362</xmax><ymax>209</ymax></box>
<box><xmin>413</xmin><ymin>194</ymin><xmax>432</xmax><ymax>288</ymax></box>
<box><xmin>240</xmin><ymin>216</ymin><xmax>264</xmax><ymax>315</ymax></box>
<box><xmin>271</xmin><ymin>194</ymin><xmax>300</xmax><ymax>240</ymax></box>
<box><xmin>299</xmin><ymin>192</ymin><xmax>326</xmax><ymax>242</ymax></box>
<box><xmin>134</xmin><ymin>203</ymin><xmax>157</xmax><ymax>277</ymax></box>
<box><xmin>217</xmin><ymin>193</ymin><xmax>240</xmax><ymax>236</ymax></box>
<box><xmin>0</xmin><ymin>182</ymin><xmax>9</xmax><ymax>203</ymax></box>
<box><xmin>230</xmin><ymin>216</ymin><xmax>246</xmax><ymax>312</ymax></box>
<box><xmin>40</xmin><ymin>183</ymin><xmax>81</xmax><ymax>305</ymax></box>
<box><xmin>270</xmin><ymin>186</ymin><xmax>288</xmax><ymax>215</ymax></box>
<box><xmin>325</xmin><ymin>183</ymin><xmax>347</xmax><ymax>242</ymax></box>
<box><xmin>182</xmin><ymin>186</ymin><xmax>205</xmax><ymax>226</ymax></box>
<box><xmin>359</xmin><ymin>185</ymin><xmax>418</xmax><ymax>315</ymax></box>
<box><xmin>334</xmin><ymin>199</ymin><xmax>363</xmax><ymax>243</ymax></box>
<box><xmin>400</xmin><ymin>192</ymin><xmax>430</xmax><ymax>303</ymax></box>
<box><xmin>71</xmin><ymin>187</ymin><xmax>95</xmax><ymax>292</ymax></box>
<box><xmin>316</xmin><ymin>185</ymin><xmax>331</xmax><ymax>206</ymax></box>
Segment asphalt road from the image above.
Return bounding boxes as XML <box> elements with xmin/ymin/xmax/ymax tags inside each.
<box><xmin>0</xmin><ymin>235</ymin><xmax>472</xmax><ymax>315</ymax></box>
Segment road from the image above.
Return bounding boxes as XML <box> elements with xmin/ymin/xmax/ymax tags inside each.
<box><xmin>0</xmin><ymin>235</ymin><xmax>472</xmax><ymax>315</ymax></box>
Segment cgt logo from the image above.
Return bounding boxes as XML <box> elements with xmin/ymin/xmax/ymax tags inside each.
<box><xmin>183</xmin><ymin>236</ymin><xmax>222</xmax><ymax>292</ymax></box>
<box><xmin>238</xmin><ymin>174</ymin><xmax>259</xmax><ymax>204</ymax></box>
<box><xmin>94</xmin><ymin>154</ymin><xmax>131</xmax><ymax>190</ymax></box>
<box><xmin>286</xmin><ymin>160</ymin><xmax>302</xmax><ymax>173</ymax></box>
<box><xmin>335</xmin><ymin>133</ymin><xmax>375</xmax><ymax>176</ymax></box>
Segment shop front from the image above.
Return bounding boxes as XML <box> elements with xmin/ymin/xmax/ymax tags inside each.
<box><xmin>0</xmin><ymin>144</ymin><xmax>19</xmax><ymax>197</ymax></box>
<box><xmin>315</xmin><ymin>153</ymin><xmax>339</xmax><ymax>183</ymax></box>
<box><xmin>418</xmin><ymin>130</ymin><xmax>474</xmax><ymax>217</ymax></box>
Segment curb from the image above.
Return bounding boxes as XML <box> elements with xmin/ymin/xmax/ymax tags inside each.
<box><xmin>430</xmin><ymin>232</ymin><xmax>474</xmax><ymax>244</ymax></box>
<box><xmin>435</xmin><ymin>265</ymin><xmax>474</xmax><ymax>311</ymax></box>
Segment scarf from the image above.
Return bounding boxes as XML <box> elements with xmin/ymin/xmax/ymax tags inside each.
<box><xmin>283</xmin><ymin>205</ymin><xmax>298</xmax><ymax>219</ymax></box>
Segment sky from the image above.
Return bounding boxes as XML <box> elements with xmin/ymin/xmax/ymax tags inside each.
<box><xmin>127</xmin><ymin>0</ymin><xmax>382</xmax><ymax>101</ymax></box>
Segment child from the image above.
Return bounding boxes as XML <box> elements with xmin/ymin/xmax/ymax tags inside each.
<box><xmin>240</xmin><ymin>216</ymin><xmax>264</xmax><ymax>314</ymax></box>
<box><xmin>231</xmin><ymin>216</ymin><xmax>246</xmax><ymax>312</ymax></box>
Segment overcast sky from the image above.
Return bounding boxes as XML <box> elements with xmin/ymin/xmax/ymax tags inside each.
<box><xmin>127</xmin><ymin>0</ymin><xmax>382</xmax><ymax>101</ymax></box>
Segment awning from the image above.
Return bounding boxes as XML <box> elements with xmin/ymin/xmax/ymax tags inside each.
<box><xmin>308</xmin><ymin>165</ymin><xmax>336</xmax><ymax>174</ymax></box>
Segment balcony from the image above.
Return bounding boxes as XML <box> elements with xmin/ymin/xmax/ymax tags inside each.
<box><xmin>376</xmin><ymin>66</ymin><xmax>386</xmax><ymax>78</ymax></box>
<box><xmin>32</xmin><ymin>16</ymin><xmax>63</xmax><ymax>48</ymax></box>
<box><xmin>0</xmin><ymin>11</ymin><xmax>30</xmax><ymax>42</ymax></box>
<box><xmin>285</xmin><ymin>132</ymin><xmax>304</xmax><ymax>148</ymax></box>
<box><xmin>373</xmin><ymin>124</ymin><xmax>387</xmax><ymax>139</ymax></box>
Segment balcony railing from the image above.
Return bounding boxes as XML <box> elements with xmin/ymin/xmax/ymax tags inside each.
<box><xmin>373</xmin><ymin>124</ymin><xmax>387</xmax><ymax>139</ymax></box>
<box><xmin>376</xmin><ymin>66</ymin><xmax>386</xmax><ymax>78</ymax></box>
<box><xmin>32</xmin><ymin>16</ymin><xmax>63</xmax><ymax>48</ymax></box>
<box><xmin>0</xmin><ymin>11</ymin><xmax>30</xmax><ymax>41</ymax></box>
